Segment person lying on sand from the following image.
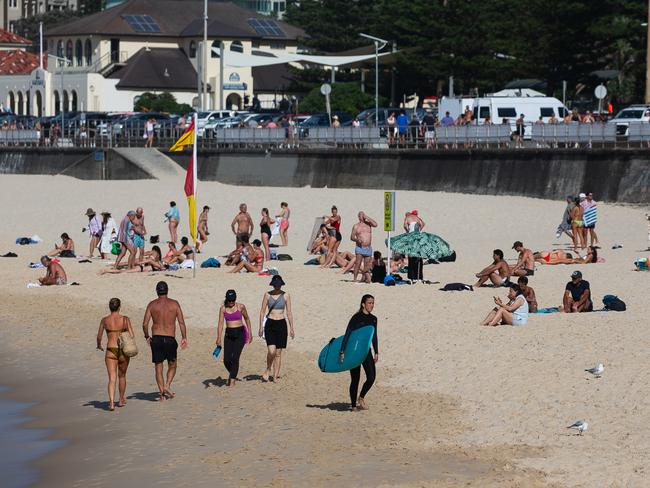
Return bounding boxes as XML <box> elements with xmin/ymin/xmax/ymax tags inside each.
<box><xmin>47</xmin><ymin>233</ymin><xmax>75</xmax><ymax>258</ymax></box>
<box><xmin>474</xmin><ymin>249</ymin><xmax>510</xmax><ymax>287</ymax></box>
<box><xmin>335</xmin><ymin>251</ymin><xmax>357</xmax><ymax>274</ymax></box>
<box><xmin>480</xmin><ymin>284</ymin><xmax>528</xmax><ymax>326</ymax></box>
<box><xmin>390</xmin><ymin>253</ymin><xmax>407</xmax><ymax>274</ymax></box>
<box><xmin>39</xmin><ymin>255</ymin><xmax>67</xmax><ymax>285</ymax></box>
<box><xmin>101</xmin><ymin>246</ymin><xmax>165</xmax><ymax>274</ymax></box>
<box><xmin>534</xmin><ymin>247</ymin><xmax>598</xmax><ymax>265</ymax></box>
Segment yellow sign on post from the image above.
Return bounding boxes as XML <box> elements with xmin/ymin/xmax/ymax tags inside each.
<box><xmin>384</xmin><ymin>191</ymin><xmax>395</xmax><ymax>231</ymax></box>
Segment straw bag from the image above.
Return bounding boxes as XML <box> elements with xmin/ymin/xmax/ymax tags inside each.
<box><xmin>118</xmin><ymin>319</ymin><xmax>138</xmax><ymax>357</ymax></box>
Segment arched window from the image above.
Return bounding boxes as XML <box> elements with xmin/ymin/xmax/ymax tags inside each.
<box><xmin>56</xmin><ymin>40</ymin><xmax>63</xmax><ymax>58</ymax></box>
<box><xmin>211</xmin><ymin>40</ymin><xmax>220</xmax><ymax>58</ymax></box>
<box><xmin>75</xmin><ymin>39</ymin><xmax>83</xmax><ymax>66</ymax></box>
<box><xmin>8</xmin><ymin>91</ymin><xmax>15</xmax><ymax>114</ymax></box>
<box><xmin>84</xmin><ymin>39</ymin><xmax>92</xmax><ymax>66</ymax></box>
<box><xmin>65</xmin><ymin>40</ymin><xmax>73</xmax><ymax>63</ymax></box>
<box><xmin>71</xmin><ymin>90</ymin><xmax>78</xmax><ymax>112</ymax></box>
<box><xmin>63</xmin><ymin>91</ymin><xmax>69</xmax><ymax>113</ymax></box>
<box><xmin>17</xmin><ymin>91</ymin><xmax>23</xmax><ymax>115</ymax></box>
<box><xmin>230</xmin><ymin>41</ymin><xmax>243</xmax><ymax>53</ymax></box>
<box><xmin>53</xmin><ymin>90</ymin><xmax>60</xmax><ymax>114</ymax></box>
<box><xmin>189</xmin><ymin>40</ymin><xmax>196</xmax><ymax>58</ymax></box>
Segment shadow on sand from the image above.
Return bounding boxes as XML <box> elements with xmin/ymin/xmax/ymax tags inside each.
<box><xmin>305</xmin><ymin>402</ymin><xmax>351</xmax><ymax>412</ymax></box>
<box><xmin>202</xmin><ymin>377</ymin><xmax>229</xmax><ymax>388</ymax></box>
<box><xmin>82</xmin><ymin>400</ymin><xmax>114</xmax><ymax>411</ymax></box>
<box><xmin>126</xmin><ymin>391</ymin><xmax>162</xmax><ymax>402</ymax></box>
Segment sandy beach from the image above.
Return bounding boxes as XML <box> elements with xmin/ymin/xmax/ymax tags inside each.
<box><xmin>0</xmin><ymin>173</ymin><xmax>649</xmax><ymax>487</ymax></box>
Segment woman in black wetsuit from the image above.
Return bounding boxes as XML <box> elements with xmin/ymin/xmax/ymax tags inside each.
<box><xmin>340</xmin><ymin>294</ymin><xmax>378</xmax><ymax>411</ymax></box>
<box><xmin>260</xmin><ymin>207</ymin><xmax>275</xmax><ymax>262</ymax></box>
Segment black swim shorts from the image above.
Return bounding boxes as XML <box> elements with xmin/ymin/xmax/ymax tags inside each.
<box><xmin>265</xmin><ymin>318</ymin><xmax>288</xmax><ymax>349</ymax></box>
<box><xmin>151</xmin><ymin>335</ymin><xmax>178</xmax><ymax>364</ymax></box>
<box><xmin>525</xmin><ymin>268</ymin><xmax>534</xmax><ymax>276</ymax></box>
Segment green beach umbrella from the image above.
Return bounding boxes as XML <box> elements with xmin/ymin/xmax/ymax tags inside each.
<box><xmin>386</xmin><ymin>232</ymin><xmax>454</xmax><ymax>260</ymax></box>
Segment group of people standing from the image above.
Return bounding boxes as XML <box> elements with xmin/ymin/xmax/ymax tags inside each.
<box><xmin>557</xmin><ymin>192</ymin><xmax>599</xmax><ymax>251</ymax></box>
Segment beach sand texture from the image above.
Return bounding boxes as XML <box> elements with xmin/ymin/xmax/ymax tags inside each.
<box><xmin>0</xmin><ymin>174</ymin><xmax>649</xmax><ymax>487</ymax></box>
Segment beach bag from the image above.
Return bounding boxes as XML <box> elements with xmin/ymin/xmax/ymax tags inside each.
<box><xmin>440</xmin><ymin>282</ymin><xmax>473</xmax><ymax>291</ymax></box>
<box><xmin>118</xmin><ymin>331</ymin><xmax>138</xmax><ymax>357</ymax></box>
<box><xmin>603</xmin><ymin>295</ymin><xmax>626</xmax><ymax>312</ymax></box>
<box><xmin>277</xmin><ymin>254</ymin><xmax>293</xmax><ymax>261</ymax></box>
<box><xmin>111</xmin><ymin>242</ymin><xmax>121</xmax><ymax>255</ymax></box>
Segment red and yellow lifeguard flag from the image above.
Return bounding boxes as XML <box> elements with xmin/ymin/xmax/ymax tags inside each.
<box><xmin>170</xmin><ymin>116</ymin><xmax>198</xmax><ymax>243</ymax></box>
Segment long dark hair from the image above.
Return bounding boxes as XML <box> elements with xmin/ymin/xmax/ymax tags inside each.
<box><xmin>359</xmin><ymin>294</ymin><xmax>374</xmax><ymax>313</ymax></box>
<box><xmin>589</xmin><ymin>246</ymin><xmax>598</xmax><ymax>263</ymax></box>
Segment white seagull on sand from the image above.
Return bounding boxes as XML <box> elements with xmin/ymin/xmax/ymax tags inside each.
<box><xmin>567</xmin><ymin>420</ymin><xmax>589</xmax><ymax>435</ymax></box>
<box><xmin>585</xmin><ymin>363</ymin><xmax>604</xmax><ymax>378</ymax></box>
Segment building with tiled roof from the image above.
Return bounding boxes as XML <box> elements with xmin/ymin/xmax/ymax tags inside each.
<box><xmin>0</xmin><ymin>28</ymin><xmax>31</xmax><ymax>50</ymax></box>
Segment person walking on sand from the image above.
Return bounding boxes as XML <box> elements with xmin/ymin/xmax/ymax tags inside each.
<box><xmin>276</xmin><ymin>202</ymin><xmax>290</xmax><ymax>246</ymax></box>
<box><xmin>350</xmin><ymin>211</ymin><xmax>378</xmax><ymax>283</ymax></box>
<box><xmin>340</xmin><ymin>294</ymin><xmax>378</xmax><ymax>411</ymax></box>
<box><xmin>82</xmin><ymin>208</ymin><xmax>102</xmax><ymax>258</ymax></box>
<box><xmin>96</xmin><ymin>298</ymin><xmax>134</xmax><ymax>411</ymax></box>
<box><xmin>197</xmin><ymin>205</ymin><xmax>210</xmax><ymax>251</ymax></box>
<box><xmin>99</xmin><ymin>212</ymin><xmax>117</xmax><ymax>260</ymax></box>
<box><xmin>216</xmin><ymin>290</ymin><xmax>253</xmax><ymax>387</ymax></box>
<box><xmin>114</xmin><ymin>211</ymin><xmax>137</xmax><ymax>269</ymax></box>
<box><xmin>231</xmin><ymin>203</ymin><xmax>253</xmax><ymax>247</ymax></box>
<box><xmin>142</xmin><ymin>281</ymin><xmax>188</xmax><ymax>401</ymax></box>
<box><xmin>259</xmin><ymin>275</ymin><xmax>295</xmax><ymax>382</ymax></box>
<box><xmin>165</xmin><ymin>201</ymin><xmax>180</xmax><ymax>244</ymax></box>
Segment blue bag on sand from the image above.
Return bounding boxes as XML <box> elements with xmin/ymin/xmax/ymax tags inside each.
<box><xmin>384</xmin><ymin>275</ymin><xmax>396</xmax><ymax>286</ymax></box>
<box><xmin>212</xmin><ymin>346</ymin><xmax>222</xmax><ymax>359</ymax></box>
<box><xmin>201</xmin><ymin>257</ymin><xmax>221</xmax><ymax>268</ymax></box>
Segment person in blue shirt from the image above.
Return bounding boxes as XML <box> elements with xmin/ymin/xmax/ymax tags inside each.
<box><xmin>165</xmin><ymin>201</ymin><xmax>181</xmax><ymax>244</ymax></box>
<box><xmin>441</xmin><ymin>111</ymin><xmax>455</xmax><ymax>127</ymax></box>
<box><xmin>396</xmin><ymin>109</ymin><xmax>409</xmax><ymax>146</ymax></box>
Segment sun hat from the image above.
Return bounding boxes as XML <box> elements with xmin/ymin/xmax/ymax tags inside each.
<box><xmin>579</xmin><ymin>193</ymin><xmax>586</xmax><ymax>198</ymax></box>
<box><xmin>85</xmin><ymin>208</ymin><xmax>96</xmax><ymax>216</ymax></box>
<box><xmin>269</xmin><ymin>275</ymin><xmax>285</xmax><ymax>287</ymax></box>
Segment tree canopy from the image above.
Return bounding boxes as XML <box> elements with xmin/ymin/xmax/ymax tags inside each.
<box><xmin>134</xmin><ymin>92</ymin><xmax>192</xmax><ymax>114</ymax></box>
<box><xmin>284</xmin><ymin>0</ymin><xmax>649</xmax><ymax>105</ymax></box>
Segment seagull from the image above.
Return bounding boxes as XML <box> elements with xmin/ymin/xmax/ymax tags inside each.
<box><xmin>567</xmin><ymin>420</ymin><xmax>589</xmax><ymax>435</ymax></box>
<box><xmin>585</xmin><ymin>363</ymin><xmax>604</xmax><ymax>378</ymax></box>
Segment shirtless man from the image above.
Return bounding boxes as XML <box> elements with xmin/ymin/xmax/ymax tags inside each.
<box><xmin>142</xmin><ymin>281</ymin><xmax>188</xmax><ymax>401</ymax></box>
<box><xmin>517</xmin><ymin>276</ymin><xmax>538</xmax><ymax>313</ymax></box>
<box><xmin>39</xmin><ymin>256</ymin><xmax>67</xmax><ymax>285</ymax></box>
<box><xmin>474</xmin><ymin>249</ymin><xmax>511</xmax><ymax>287</ymax></box>
<box><xmin>231</xmin><ymin>203</ymin><xmax>253</xmax><ymax>247</ymax></box>
<box><xmin>403</xmin><ymin>210</ymin><xmax>425</xmax><ymax>233</ymax></box>
<box><xmin>350</xmin><ymin>211</ymin><xmax>378</xmax><ymax>282</ymax></box>
<box><xmin>197</xmin><ymin>205</ymin><xmax>210</xmax><ymax>251</ymax></box>
<box><xmin>510</xmin><ymin>241</ymin><xmax>535</xmax><ymax>277</ymax></box>
<box><xmin>133</xmin><ymin>207</ymin><xmax>147</xmax><ymax>263</ymax></box>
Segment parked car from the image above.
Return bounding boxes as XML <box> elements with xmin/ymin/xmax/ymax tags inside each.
<box><xmin>608</xmin><ymin>105</ymin><xmax>650</xmax><ymax>136</ymax></box>
<box><xmin>195</xmin><ymin>110</ymin><xmax>248</xmax><ymax>136</ymax></box>
<box><xmin>298</xmin><ymin>112</ymin><xmax>353</xmax><ymax>136</ymax></box>
<box><xmin>204</xmin><ymin>116</ymin><xmax>246</xmax><ymax>137</ymax></box>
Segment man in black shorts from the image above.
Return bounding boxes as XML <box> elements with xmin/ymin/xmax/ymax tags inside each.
<box><xmin>142</xmin><ymin>281</ymin><xmax>188</xmax><ymax>401</ymax></box>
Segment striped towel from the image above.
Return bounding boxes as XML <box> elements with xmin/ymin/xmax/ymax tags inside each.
<box><xmin>583</xmin><ymin>205</ymin><xmax>597</xmax><ymax>227</ymax></box>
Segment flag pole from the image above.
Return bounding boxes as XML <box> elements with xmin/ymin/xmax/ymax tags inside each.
<box><xmin>192</xmin><ymin>112</ymin><xmax>198</xmax><ymax>278</ymax></box>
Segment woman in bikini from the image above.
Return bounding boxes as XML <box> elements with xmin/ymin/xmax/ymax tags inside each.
<box><xmin>96</xmin><ymin>298</ymin><xmax>135</xmax><ymax>411</ymax></box>
<box><xmin>229</xmin><ymin>239</ymin><xmax>264</xmax><ymax>273</ymax></box>
<box><xmin>570</xmin><ymin>197</ymin><xmax>586</xmax><ymax>251</ymax></box>
<box><xmin>276</xmin><ymin>202</ymin><xmax>290</xmax><ymax>246</ymax></box>
<box><xmin>386</xmin><ymin>112</ymin><xmax>397</xmax><ymax>146</ymax></box>
<box><xmin>259</xmin><ymin>275</ymin><xmax>295</xmax><ymax>381</ymax></box>
<box><xmin>534</xmin><ymin>246</ymin><xmax>598</xmax><ymax>265</ymax></box>
<box><xmin>260</xmin><ymin>208</ymin><xmax>275</xmax><ymax>263</ymax></box>
<box><xmin>322</xmin><ymin>205</ymin><xmax>342</xmax><ymax>267</ymax></box>
<box><xmin>101</xmin><ymin>246</ymin><xmax>165</xmax><ymax>274</ymax></box>
<box><xmin>216</xmin><ymin>290</ymin><xmax>253</xmax><ymax>387</ymax></box>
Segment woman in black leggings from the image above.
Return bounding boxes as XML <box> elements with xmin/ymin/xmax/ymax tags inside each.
<box><xmin>340</xmin><ymin>294</ymin><xmax>378</xmax><ymax>411</ymax></box>
<box><xmin>216</xmin><ymin>290</ymin><xmax>252</xmax><ymax>387</ymax></box>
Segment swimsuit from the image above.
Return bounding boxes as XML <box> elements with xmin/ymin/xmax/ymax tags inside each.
<box><xmin>524</xmin><ymin>268</ymin><xmax>534</xmax><ymax>276</ymax></box>
<box><xmin>105</xmin><ymin>319</ymin><xmax>128</xmax><ymax>358</ymax></box>
<box><xmin>355</xmin><ymin>245</ymin><xmax>373</xmax><ymax>257</ymax></box>
<box><xmin>260</xmin><ymin>222</ymin><xmax>272</xmax><ymax>238</ymax></box>
<box><xmin>132</xmin><ymin>234</ymin><xmax>145</xmax><ymax>248</ymax></box>
<box><xmin>55</xmin><ymin>276</ymin><xmax>67</xmax><ymax>285</ymax></box>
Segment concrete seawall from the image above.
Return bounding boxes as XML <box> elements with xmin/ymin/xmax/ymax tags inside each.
<box><xmin>168</xmin><ymin>149</ymin><xmax>650</xmax><ymax>204</ymax></box>
<box><xmin>1</xmin><ymin>148</ymin><xmax>648</xmax><ymax>204</ymax></box>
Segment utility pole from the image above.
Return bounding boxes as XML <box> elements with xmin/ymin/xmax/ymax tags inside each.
<box><xmin>202</xmin><ymin>0</ymin><xmax>208</xmax><ymax>110</ymax></box>
<box><xmin>646</xmin><ymin>0</ymin><xmax>650</xmax><ymax>102</ymax></box>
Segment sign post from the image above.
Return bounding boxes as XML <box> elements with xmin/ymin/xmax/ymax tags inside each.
<box><xmin>321</xmin><ymin>83</ymin><xmax>332</xmax><ymax>126</ymax></box>
<box><xmin>384</xmin><ymin>191</ymin><xmax>395</xmax><ymax>275</ymax></box>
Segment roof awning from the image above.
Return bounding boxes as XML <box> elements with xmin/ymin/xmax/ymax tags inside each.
<box><xmin>216</xmin><ymin>48</ymin><xmax>395</xmax><ymax>68</ymax></box>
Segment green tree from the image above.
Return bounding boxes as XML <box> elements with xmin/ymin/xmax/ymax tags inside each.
<box><xmin>298</xmin><ymin>82</ymin><xmax>382</xmax><ymax>114</ymax></box>
<box><xmin>134</xmin><ymin>92</ymin><xmax>192</xmax><ymax>114</ymax></box>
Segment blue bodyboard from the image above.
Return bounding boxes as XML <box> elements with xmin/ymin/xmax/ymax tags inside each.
<box><xmin>318</xmin><ymin>325</ymin><xmax>374</xmax><ymax>373</ymax></box>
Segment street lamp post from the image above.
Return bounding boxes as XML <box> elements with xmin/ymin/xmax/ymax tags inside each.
<box><xmin>48</xmin><ymin>54</ymin><xmax>71</xmax><ymax>136</ymax></box>
<box><xmin>359</xmin><ymin>33</ymin><xmax>388</xmax><ymax>127</ymax></box>
<box><xmin>645</xmin><ymin>0</ymin><xmax>650</xmax><ymax>103</ymax></box>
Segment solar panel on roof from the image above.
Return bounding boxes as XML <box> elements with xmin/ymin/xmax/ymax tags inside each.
<box><xmin>248</xmin><ymin>18</ymin><xmax>285</xmax><ymax>38</ymax></box>
<box><xmin>123</xmin><ymin>15</ymin><xmax>161</xmax><ymax>34</ymax></box>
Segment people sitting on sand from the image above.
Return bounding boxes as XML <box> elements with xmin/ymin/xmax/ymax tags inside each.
<box><xmin>229</xmin><ymin>239</ymin><xmax>264</xmax><ymax>273</ymax></box>
<box><xmin>562</xmin><ymin>270</ymin><xmax>592</xmax><ymax>313</ymax></box>
<box><xmin>310</xmin><ymin>225</ymin><xmax>330</xmax><ymax>255</ymax></box>
<box><xmin>162</xmin><ymin>241</ymin><xmax>178</xmax><ymax>264</ymax></box>
<box><xmin>334</xmin><ymin>251</ymin><xmax>357</xmax><ymax>273</ymax></box>
<box><xmin>370</xmin><ymin>251</ymin><xmax>387</xmax><ymax>283</ymax></box>
<box><xmin>534</xmin><ymin>247</ymin><xmax>598</xmax><ymax>265</ymax></box>
<box><xmin>480</xmin><ymin>284</ymin><xmax>528</xmax><ymax>326</ymax></box>
<box><xmin>390</xmin><ymin>253</ymin><xmax>407</xmax><ymax>273</ymax></box>
<box><xmin>96</xmin><ymin>297</ymin><xmax>135</xmax><ymax>411</ymax></box>
<box><xmin>474</xmin><ymin>249</ymin><xmax>510</xmax><ymax>287</ymax></box>
<box><xmin>517</xmin><ymin>276</ymin><xmax>538</xmax><ymax>313</ymax></box>
<box><xmin>176</xmin><ymin>237</ymin><xmax>195</xmax><ymax>262</ymax></box>
<box><xmin>39</xmin><ymin>256</ymin><xmax>67</xmax><ymax>285</ymax></box>
<box><xmin>47</xmin><ymin>233</ymin><xmax>75</xmax><ymax>258</ymax></box>
<box><xmin>509</xmin><ymin>241</ymin><xmax>535</xmax><ymax>276</ymax></box>
<box><xmin>101</xmin><ymin>246</ymin><xmax>165</xmax><ymax>274</ymax></box>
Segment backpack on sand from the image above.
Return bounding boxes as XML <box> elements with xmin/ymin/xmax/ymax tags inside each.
<box><xmin>603</xmin><ymin>295</ymin><xmax>626</xmax><ymax>312</ymax></box>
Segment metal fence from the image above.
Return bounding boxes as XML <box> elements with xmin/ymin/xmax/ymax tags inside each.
<box><xmin>2</xmin><ymin>120</ymin><xmax>650</xmax><ymax>150</ymax></box>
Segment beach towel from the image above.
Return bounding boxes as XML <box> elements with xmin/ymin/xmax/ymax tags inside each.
<box><xmin>531</xmin><ymin>307</ymin><xmax>560</xmax><ymax>314</ymax></box>
<box><xmin>200</xmin><ymin>257</ymin><xmax>221</xmax><ymax>268</ymax></box>
<box><xmin>29</xmin><ymin>262</ymin><xmax>45</xmax><ymax>268</ymax></box>
<box><xmin>27</xmin><ymin>282</ymin><xmax>41</xmax><ymax>288</ymax></box>
<box><xmin>583</xmin><ymin>205</ymin><xmax>597</xmax><ymax>227</ymax></box>
<box><xmin>180</xmin><ymin>259</ymin><xmax>194</xmax><ymax>269</ymax></box>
